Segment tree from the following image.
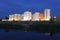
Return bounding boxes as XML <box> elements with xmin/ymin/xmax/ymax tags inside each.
<box><xmin>0</xmin><ymin>18</ymin><xmax>2</xmax><ymax>21</ymax></box>
<box><xmin>50</xmin><ymin>18</ymin><xmax>54</xmax><ymax>23</ymax></box>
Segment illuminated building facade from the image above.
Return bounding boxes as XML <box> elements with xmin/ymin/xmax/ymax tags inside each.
<box><xmin>44</xmin><ymin>9</ymin><xmax>50</xmax><ymax>21</ymax></box>
<box><xmin>9</xmin><ymin>14</ymin><xmax>22</xmax><ymax>21</ymax></box>
<box><xmin>13</xmin><ymin>14</ymin><xmax>22</xmax><ymax>21</ymax></box>
<box><xmin>23</xmin><ymin>11</ymin><xmax>32</xmax><ymax>21</ymax></box>
<box><xmin>39</xmin><ymin>13</ymin><xmax>45</xmax><ymax>21</ymax></box>
<box><xmin>9</xmin><ymin>15</ymin><xmax>14</xmax><ymax>21</ymax></box>
<box><xmin>7</xmin><ymin>9</ymin><xmax>51</xmax><ymax>21</ymax></box>
<box><xmin>33</xmin><ymin>12</ymin><xmax>40</xmax><ymax>21</ymax></box>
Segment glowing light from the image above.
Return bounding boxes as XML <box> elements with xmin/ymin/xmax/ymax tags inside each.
<box><xmin>23</xmin><ymin>11</ymin><xmax>32</xmax><ymax>21</ymax></box>
<box><xmin>54</xmin><ymin>16</ymin><xmax>56</xmax><ymax>18</ymax></box>
<box><xmin>9</xmin><ymin>14</ymin><xmax>22</xmax><ymax>21</ymax></box>
<box><xmin>45</xmin><ymin>19</ymin><xmax>50</xmax><ymax>21</ymax></box>
<box><xmin>39</xmin><ymin>13</ymin><xmax>45</xmax><ymax>21</ymax></box>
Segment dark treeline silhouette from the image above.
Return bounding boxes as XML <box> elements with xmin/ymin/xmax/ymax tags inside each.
<box><xmin>50</xmin><ymin>18</ymin><xmax>54</xmax><ymax>23</ymax></box>
<box><xmin>0</xmin><ymin>18</ymin><xmax>2</xmax><ymax>21</ymax></box>
<box><xmin>5</xmin><ymin>17</ymin><xmax>9</xmax><ymax>19</ymax></box>
<box><xmin>0</xmin><ymin>21</ymin><xmax>60</xmax><ymax>33</ymax></box>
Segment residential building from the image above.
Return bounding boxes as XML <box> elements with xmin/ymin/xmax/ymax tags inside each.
<box><xmin>23</xmin><ymin>11</ymin><xmax>32</xmax><ymax>21</ymax></box>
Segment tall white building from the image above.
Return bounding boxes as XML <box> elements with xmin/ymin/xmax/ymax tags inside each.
<box><xmin>23</xmin><ymin>11</ymin><xmax>32</xmax><ymax>21</ymax></box>
<box><xmin>44</xmin><ymin>9</ymin><xmax>50</xmax><ymax>21</ymax></box>
<box><xmin>33</xmin><ymin>12</ymin><xmax>40</xmax><ymax>21</ymax></box>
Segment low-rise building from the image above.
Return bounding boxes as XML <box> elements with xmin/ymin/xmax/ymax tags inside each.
<box><xmin>2</xmin><ymin>19</ymin><xmax>8</xmax><ymax>21</ymax></box>
<box><xmin>33</xmin><ymin>12</ymin><xmax>40</xmax><ymax>21</ymax></box>
<box><xmin>39</xmin><ymin>13</ymin><xmax>45</xmax><ymax>21</ymax></box>
<box><xmin>9</xmin><ymin>14</ymin><xmax>22</xmax><ymax>21</ymax></box>
<box><xmin>54</xmin><ymin>18</ymin><xmax>60</xmax><ymax>22</ymax></box>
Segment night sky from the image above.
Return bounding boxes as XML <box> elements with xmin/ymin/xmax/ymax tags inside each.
<box><xmin>0</xmin><ymin>0</ymin><xmax>60</xmax><ymax>18</ymax></box>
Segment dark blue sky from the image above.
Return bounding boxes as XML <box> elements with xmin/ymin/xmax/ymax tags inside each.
<box><xmin>0</xmin><ymin>0</ymin><xmax>60</xmax><ymax>18</ymax></box>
